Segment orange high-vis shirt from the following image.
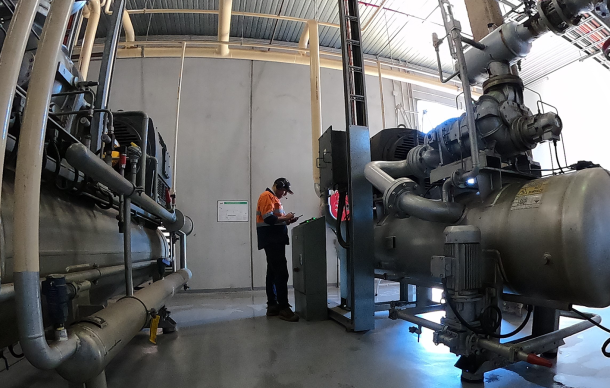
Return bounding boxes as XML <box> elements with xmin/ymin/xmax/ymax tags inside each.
<box><xmin>256</xmin><ymin>189</ymin><xmax>286</xmax><ymax>227</ymax></box>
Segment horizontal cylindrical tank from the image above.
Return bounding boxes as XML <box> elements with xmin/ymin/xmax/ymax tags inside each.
<box><xmin>375</xmin><ymin>168</ymin><xmax>610</xmax><ymax>307</ymax></box>
<box><xmin>0</xmin><ymin>172</ymin><xmax>168</xmax><ymax>348</ymax></box>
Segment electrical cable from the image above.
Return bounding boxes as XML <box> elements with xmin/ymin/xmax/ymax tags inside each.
<box><xmin>442</xmin><ymin>278</ymin><xmax>533</xmax><ymax>339</ymax></box>
<box><xmin>571</xmin><ymin>307</ymin><xmax>610</xmax><ymax>358</ymax></box>
<box><xmin>553</xmin><ymin>140</ymin><xmax>566</xmax><ymax>174</ymax></box>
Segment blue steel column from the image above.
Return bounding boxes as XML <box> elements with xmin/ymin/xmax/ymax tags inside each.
<box><xmin>337</xmin><ymin>0</ymin><xmax>375</xmax><ymax>332</ymax></box>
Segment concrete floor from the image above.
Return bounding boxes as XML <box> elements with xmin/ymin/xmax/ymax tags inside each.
<box><xmin>2</xmin><ymin>284</ymin><xmax>610</xmax><ymax>388</ymax></box>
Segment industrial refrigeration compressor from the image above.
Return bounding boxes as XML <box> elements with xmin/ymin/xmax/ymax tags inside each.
<box><xmin>0</xmin><ymin>1</ymin><xmax>191</xmax><ymax>386</ymax></box>
<box><xmin>329</xmin><ymin>0</ymin><xmax>610</xmax><ymax>382</ymax></box>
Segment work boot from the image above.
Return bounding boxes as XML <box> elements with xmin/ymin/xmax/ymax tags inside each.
<box><xmin>266</xmin><ymin>304</ymin><xmax>280</xmax><ymax>316</ymax></box>
<box><xmin>278</xmin><ymin>307</ymin><xmax>299</xmax><ymax>322</ymax></box>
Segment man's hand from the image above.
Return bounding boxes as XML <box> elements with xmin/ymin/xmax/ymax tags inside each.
<box><xmin>279</xmin><ymin>212</ymin><xmax>295</xmax><ymax>222</ymax></box>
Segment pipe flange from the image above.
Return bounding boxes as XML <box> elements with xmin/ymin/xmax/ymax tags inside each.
<box><xmin>482</xmin><ymin>74</ymin><xmax>523</xmax><ymax>94</ymax></box>
<box><xmin>383</xmin><ymin>178</ymin><xmax>417</xmax><ymax>218</ymax></box>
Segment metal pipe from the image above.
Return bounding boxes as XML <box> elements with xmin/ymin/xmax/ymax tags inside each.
<box><xmin>13</xmin><ymin>0</ymin><xmax>79</xmax><ymax>370</ymax></box>
<box><xmin>365</xmin><ymin>161</ymin><xmax>464</xmax><ymax>223</ymax></box>
<box><xmin>397</xmin><ymin>193</ymin><xmax>464</xmax><ymax>223</ymax></box>
<box><xmin>172</xmin><ymin>42</ymin><xmax>187</xmax><ymax>196</ymax></box>
<box><xmin>85</xmin><ymin>370</ymin><xmax>107</xmax><ymax>388</ymax></box>
<box><xmin>393</xmin><ymin>309</ymin><xmax>445</xmax><ymax>331</ymax></box>
<box><xmin>0</xmin><ymin>261</ymin><xmax>157</xmax><ymax>304</ymax></box>
<box><xmin>177</xmin><ymin>231</ymin><xmax>187</xmax><ymax>270</ymax></box>
<box><xmin>56</xmin><ymin>270</ymin><xmax>192</xmax><ymax>383</ymax></box>
<box><xmin>92</xmin><ymin>0</ymin><xmax>125</xmax><ymax>152</ymax></box>
<box><xmin>443</xmin><ymin>1</ymin><xmax>480</xmax><ymax>182</ymax></box>
<box><xmin>377</xmin><ymin>60</ymin><xmax>387</xmax><ymax>129</ymax></box>
<box><xmin>308</xmin><ymin>20</ymin><xmax>323</xmax><ymax>195</ymax></box>
<box><xmin>123</xmin><ymin>159</ymin><xmax>136</xmax><ymax>297</ymax></box>
<box><xmin>217</xmin><ymin>0</ymin><xmax>233</xmax><ymax>56</ymax></box>
<box><xmin>65</xmin><ymin>143</ymin><xmax>180</xmax><ymax>225</ymax></box>
<box><xmin>79</xmin><ymin>0</ymin><xmax>100</xmax><ymax>80</ymax></box>
<box><xmin>519</xmin><ymin>313</ymin><xmax>601</xmax><ymax>353</ymax></box>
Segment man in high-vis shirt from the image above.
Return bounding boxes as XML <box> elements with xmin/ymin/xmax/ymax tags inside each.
<box><xmin>256</xmin><ymin>178</ymin><xmax>299</xmax><ymax>322</ymax></box>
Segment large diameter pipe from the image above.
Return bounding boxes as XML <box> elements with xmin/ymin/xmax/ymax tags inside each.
<box><xmin>56</xmin><ymin>270</ymin><xmax>192</xmax><ymax>383</ymax></box>
<box><xmin>308</xmin><ymin>20</ymin><xmax>322</xmax><ymax>195</ymax></box>
<box><xmin>365</xmin><ymin>161</ymin><xmax>464</xmax><ymax>223</ymax></box>
<box><xmin>79</xmin><ymin>0</ymin><xmax>101</xmax><ymax>80</ymax></box>
<box><xmin>65</xmin><ymin>143</ymin><xmax>180</xmax><ymax>225</ymax></box>
<box><xmin>0</xmin><ymin>0</ymin><xmax>41</xmax><ymax>289</ymax></box>
<box><xmin>217</xmin><ymin>0</ymin><xmax>233</xmax><ymax>56</ymax></box>
<box><xmin>13</xmin><ymin>0</ymin><xmax>79</xmax><ymax>370</ymax></box>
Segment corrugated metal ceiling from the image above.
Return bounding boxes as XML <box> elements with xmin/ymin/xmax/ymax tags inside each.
<box><xmin>96</xmin><ymin>0</ymin><xmax>608</xmax><ymax>83</ymax></box>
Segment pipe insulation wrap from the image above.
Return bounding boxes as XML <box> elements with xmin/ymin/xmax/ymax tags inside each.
<box><xmin>13</xmin><ymin>0</ymin><xmax>79</xmax><ymax>370</ymax></box>
<box><xmin>56</xmin><ymin>270</ymin><xmax>192</xmax><ymax>383</ymax></box>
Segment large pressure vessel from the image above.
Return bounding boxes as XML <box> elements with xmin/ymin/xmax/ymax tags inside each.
<box><xmin>374</xmin><ymin>168</ymin><xmax>610</xmax><ymax>307</ymax></box>
<box><xmin>0</xmin><ymin>172</ymin><xmax>168</xmax><ymax>348</ymax></box>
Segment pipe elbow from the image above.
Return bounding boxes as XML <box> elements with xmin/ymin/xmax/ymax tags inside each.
<box><xmin>397</xmin><ymin>193</ymin><xmax>464</xmax><ymax>223</ymax></box>
<box><xmin>20</xmin><ymin>333</ymin><xmax>79</xmax><ymax>370</ymax></box>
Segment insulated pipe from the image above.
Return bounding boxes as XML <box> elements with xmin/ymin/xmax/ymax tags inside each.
<box><xmin>13</xmin><ymin>0</ymin><xmax>79</xmax><ymax>370</ymax></box>
<box><xmin>121</xmin><ymin>10</ymin><xmax>135</xmax><ymax>47</ymax></box>
<box><xmin>217</xmin><ymin>0</ymin><xmax>233</xmax><ymax>56</ymax></box>
<box><xmin>56</xmin><ymin>270</ymin><xmax>192</xmax><ymax>383</ymax></box>
<box><xmin>365</xmin><ymin>161</ymin><xmax>464</xmax><ymax>223</ymax></box>
<box><xmin>298</xmin><ymin>23</ymin><xmax>310</xmax><ymax>54</ymax></box>
<box><xmin>308</xmin><ymin>20</ymin><xmax>322</xmax><ymax>195</ymax></box>
<box><xmin>116</xmin><ymin>46</ymin><xmax>479</xmax><ymax>97</ymax></box>
<box><xmin>65</xmin><ymin>143</ymin><xmax>181</xmax><ymax>226</ymax></box>
<box><xmin>0</xmin><ymin>0</ymin><xmax>40</xmax><ymax>212</ymax></box>
<box><xmin>177</xmin><ymin>231</ymin><xmax>187</xmax><ymax>270</ymax></box>
<box><xmin>79</xmin><ymin>0</ymin><xmax>101</xmax><ymax>80</ymax></box>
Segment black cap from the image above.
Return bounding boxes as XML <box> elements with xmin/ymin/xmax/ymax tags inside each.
<box><xmin>274</xmin><ymin>178</ymin><xmax>293</xmax><ymax>194</ymax></box>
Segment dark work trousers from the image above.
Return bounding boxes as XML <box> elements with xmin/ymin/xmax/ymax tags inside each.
<box><xmin>264</xmin><ymin>243</ymin><xmax>289</xmax><ymax>308</ymax></box>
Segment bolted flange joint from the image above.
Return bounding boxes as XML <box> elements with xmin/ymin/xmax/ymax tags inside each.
<box><xmin>383</xmin><ymin>178</ymin><xmax>417</xmax><ymax>218</ymax></box>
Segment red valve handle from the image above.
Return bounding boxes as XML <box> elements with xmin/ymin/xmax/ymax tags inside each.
<box><xmin>526</xmin><ymin>354</ymin><xmax>553</xmax><ymax>368</ymax></box>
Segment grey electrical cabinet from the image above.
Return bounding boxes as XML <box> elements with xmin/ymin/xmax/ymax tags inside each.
<box><xmin>292</xmin><ymin>216</ymin><xmax>327</xmax><ymax>321</ymax></box>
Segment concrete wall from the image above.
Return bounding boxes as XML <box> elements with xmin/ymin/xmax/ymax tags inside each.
<box><xmin>91</xmin><ymin>57</ymin><xmax>439</xmax><ymax>290</ymax></box>
<box><xmin>525</xmin><ymin>59</ymin><xmax>610</xmax><ymax>170</ymax></box>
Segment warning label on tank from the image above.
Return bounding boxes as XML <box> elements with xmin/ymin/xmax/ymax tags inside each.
<box><xmin>511</xmin><ymin>180</ymin><xmax>548</xmax><ymax>210</ymax></box>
